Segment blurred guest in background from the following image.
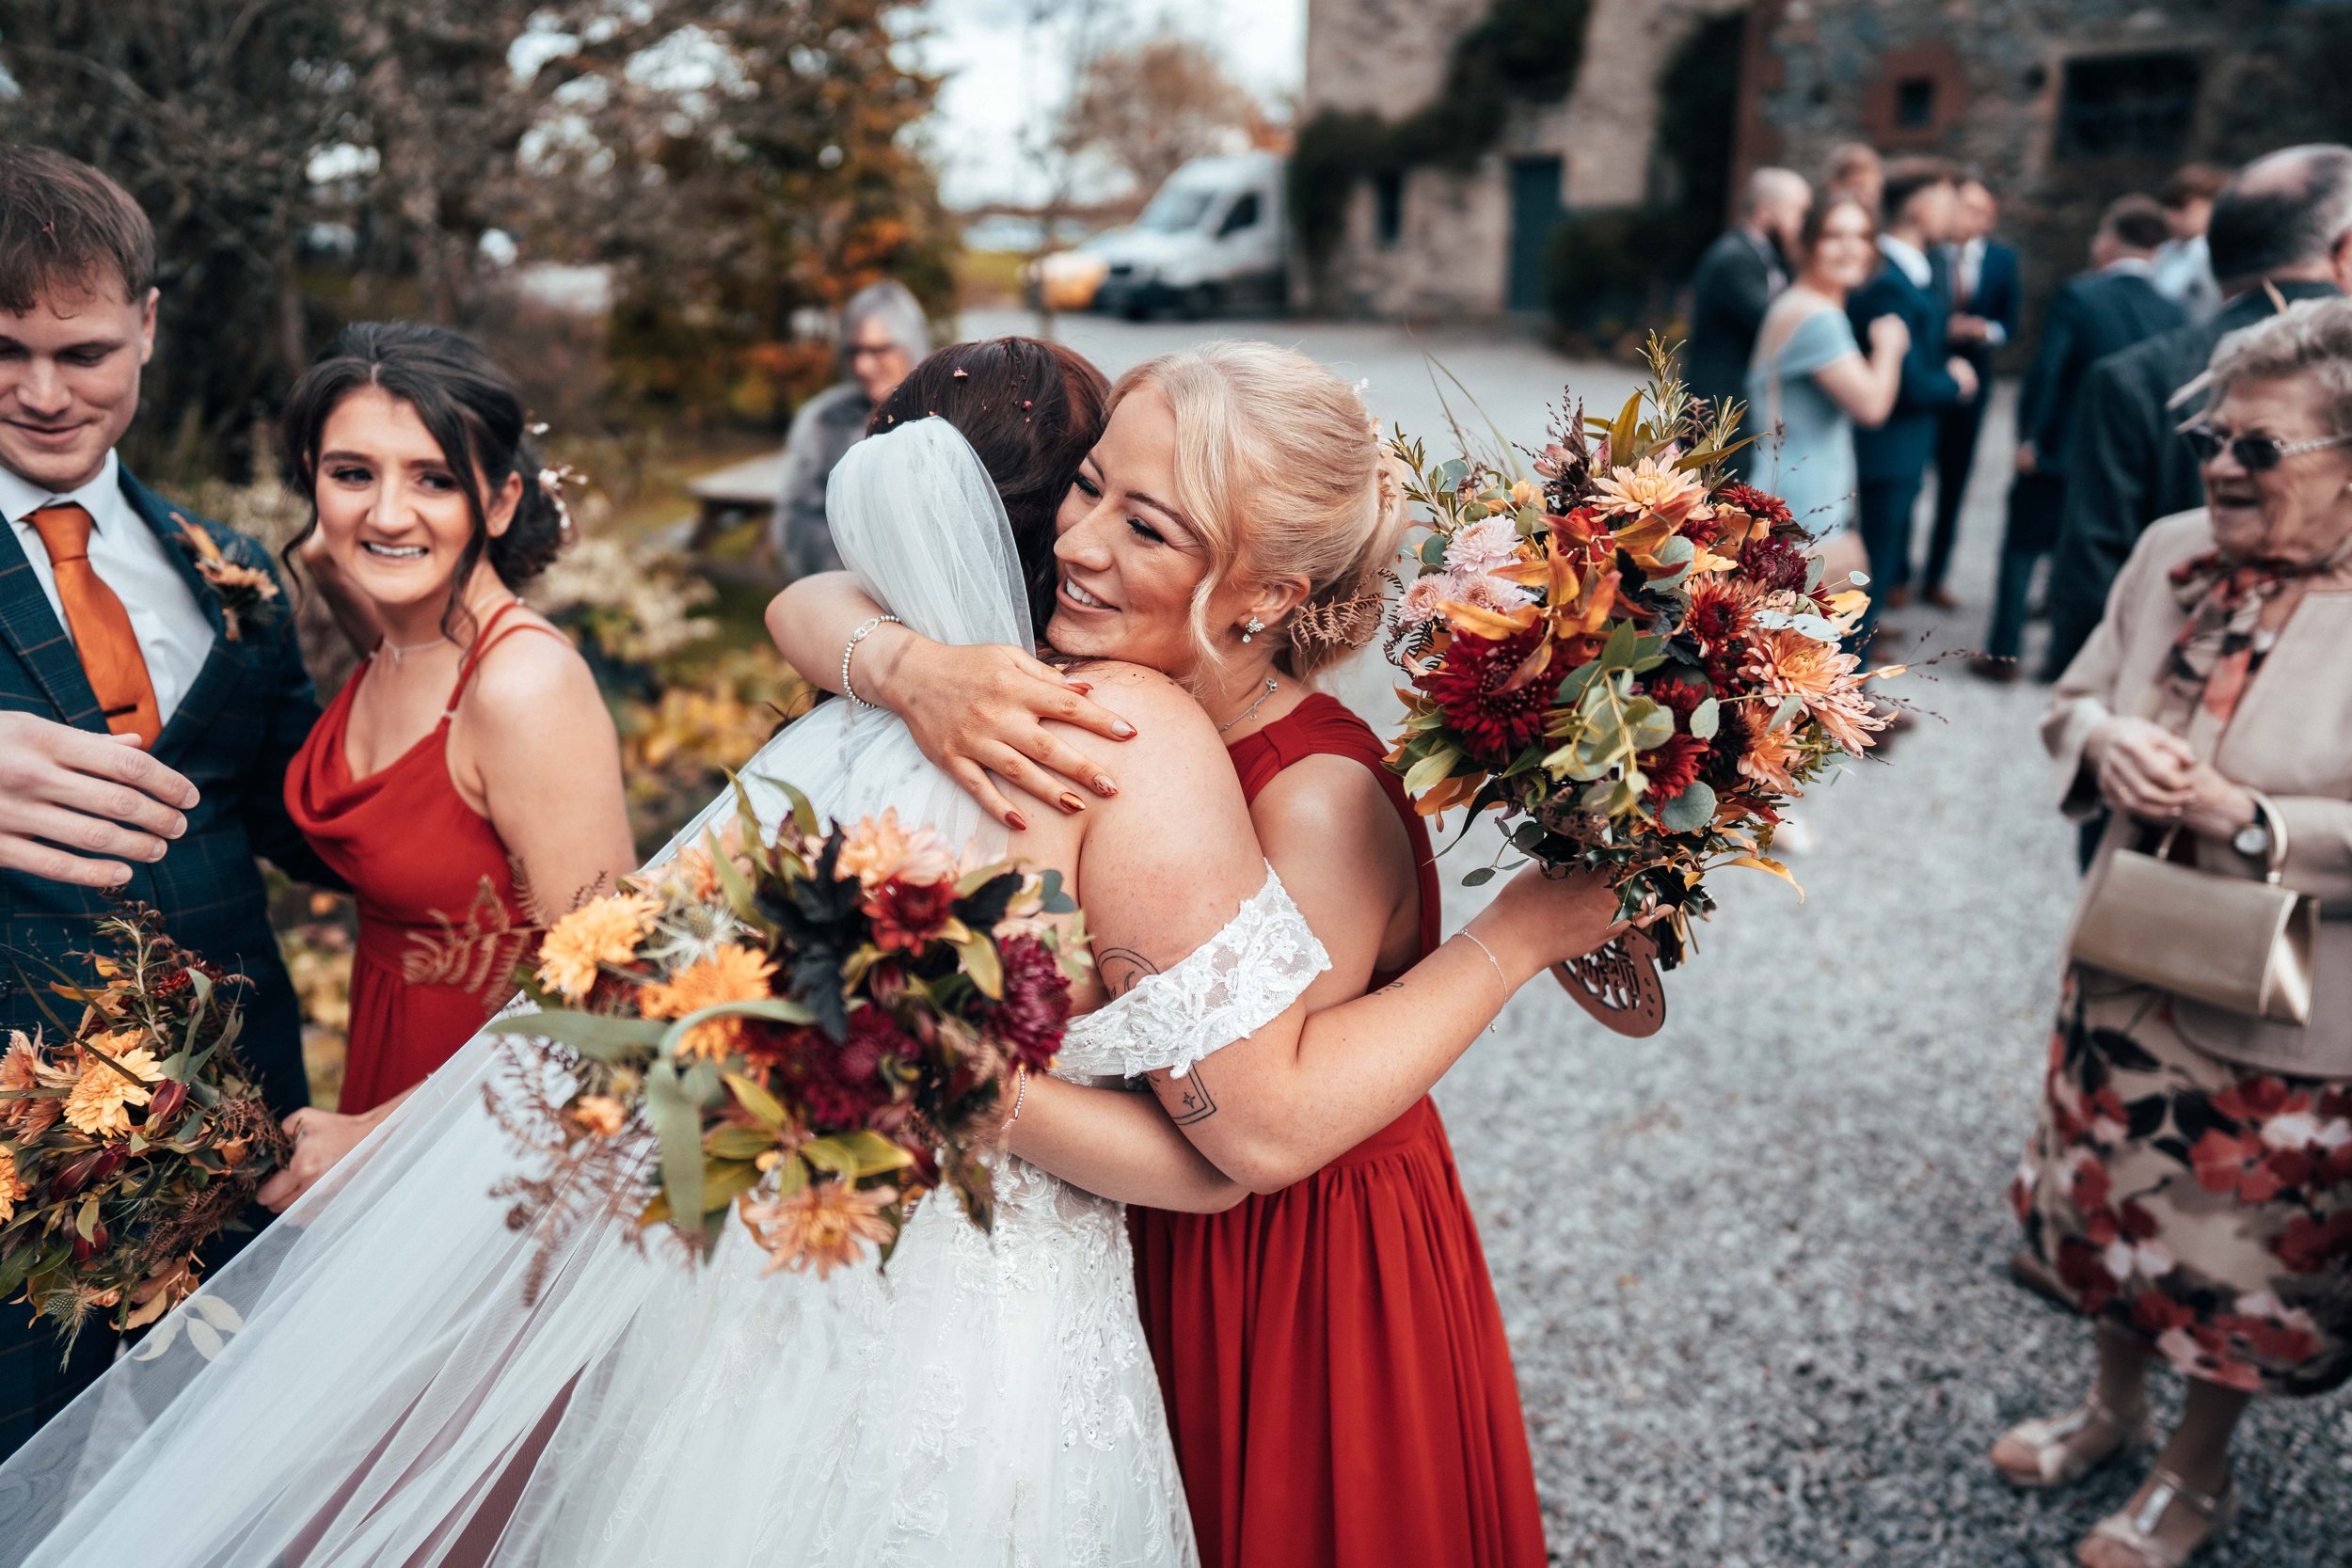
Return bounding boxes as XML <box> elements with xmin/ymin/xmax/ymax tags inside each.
<box><xmin>1823</xmin><ymin>141</ymin><xmax>1884</xmax><ymax>217</ymax></box>
<box><xmin>1746</xmin><ymin>192</ymin><xmax>1906</xmax><ymax>578</ymax></box>
<box><xmin>1925</xmin><ymin>171</ymin><xmax>2020</xmax><ymax>610</ymax></box>
<box><xmin>1971</xmin><ymin>197</ymin><xmax>2184</xmax><ymax>681</ymax></box>
<box><xmin>1997</xmin><ymin>297</ymin><xmax>2352</xmax><ymax>1568</ymax></box>
<box><xmin>2042</xmin><ymin>145</ymin><xmax>2352</xmax><ymax>678</ymax></box>
<box><xmin>1848</xmin><ymin>157</ymin><xmax>1976</xmax><ymax>644</ymax></box>
<box><xmin>2153</xmin><ymin>163</ymin><xmax>2230</xmax><ymax>325</ymax></box>
<box><xmin>1686</xmin><ymin>166</ymin><xmax>1810</xmax><ymax>475</ymax></box>
<box><xmin>769</xmin><ymin>279</ymin><xmax>930</xmax><ymax>580</ymax></box>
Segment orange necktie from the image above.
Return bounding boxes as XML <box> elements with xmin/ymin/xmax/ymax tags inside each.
<box><xmin>25</xmin><ymin>502</ymin><xmax>161</xmax><ymax>747</ymax></box>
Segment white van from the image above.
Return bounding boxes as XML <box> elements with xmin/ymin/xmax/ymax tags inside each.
<box><xmin>1089</xmin><ymin>151</ymin><xmax>1288</xmax><ymax>319</ymax></box>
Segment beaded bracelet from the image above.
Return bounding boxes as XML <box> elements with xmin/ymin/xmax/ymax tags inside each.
<box><xmin>1002</xmin><ymin>1063</ymin><xmax>1029</xmax><ymax>1130</ymax></box>
<box><xmin>840</xmin><ymin>614</ymin><xmax>901</xmax><ymax>706</ymax></box>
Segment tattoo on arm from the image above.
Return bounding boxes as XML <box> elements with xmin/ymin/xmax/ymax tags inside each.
<box><xmin>1096</xmin><ymin>946</ymin><xmax>1161</xmax><ymax>998</ymax></box>
<box><xmin>1159</xmin><ymin>1063</ymin><xmax>1218</xmax><ymax>1127</ymax></box>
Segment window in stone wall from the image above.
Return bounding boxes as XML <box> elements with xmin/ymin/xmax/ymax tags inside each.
<box><xmin>1895</xmin><ymin>75</ymin><xmax>1936</xmax><ymax>131</ymax></box>
<box><xmin>2056</xmin><ymin>52</ymin><xmax>2201</xmax><ymax>160</ymax></box>
<box><xmin>1375</xmin><ymin>170</ymin><xmax>1404</xmax><ymax>248</ymax></box>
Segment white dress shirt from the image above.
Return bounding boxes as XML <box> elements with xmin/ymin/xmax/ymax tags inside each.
<box><xmin>1878</xmin><ymin>233</ymin><xmax>1934</xmax><ymax>291</ymax></box>
<box><xmin>1</xmin><ymin>451</ymin><xmax>216</xmax><ymax>726</ymax></box>
<box><xmin>1952</xmin><ymin>236</ymin><xmax>2008</xmax><ymax>346</ymax></box>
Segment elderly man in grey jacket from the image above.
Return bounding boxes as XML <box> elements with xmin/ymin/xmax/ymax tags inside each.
<box><xmin>771</xmin><ymin>280</ymin><xmax>931</xmax><ymax>578</ymax></box>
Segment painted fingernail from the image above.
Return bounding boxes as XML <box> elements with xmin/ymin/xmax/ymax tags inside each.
<box><xmin>1057</xmin><ymin>791</ymin><xmax>1086</xmax><ymax>815</ymax></box>
<box><xmin>1112</xmin><ymin>721</ymin><xmax>1136</xmax><ymax>738</ymax></box>
<box><xmin>1095</xmin><ymin>776</ymin><xmax>1118</xmax><ymax>797</ymax></box>
<box><xmin>1007</xmin><ymin>811</ymin><xmax>1028</xmax><ymax>832</ymax></box>
<box><xmin>1067</xmin><ymin>680</ymin><xmax>1092</xmax><ymax>695</ymax></box>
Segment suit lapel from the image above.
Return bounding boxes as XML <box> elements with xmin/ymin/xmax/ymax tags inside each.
<box><xmin>118</xmin><ymin>470</ymin><xmax>240</xmax><ymax>757</ymax></box>
<box><xmin>0</xmin><ymin>515</ymin><xmax>105</xmax><ymax>730</ymax></box>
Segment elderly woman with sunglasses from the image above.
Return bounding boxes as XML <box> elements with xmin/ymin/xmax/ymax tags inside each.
<box><xmin>1992</xmin><ymin>296</ymin><xmax>2352</xmax><ymax>1568</ymax></box>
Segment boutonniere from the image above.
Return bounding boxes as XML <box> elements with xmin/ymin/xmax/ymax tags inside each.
<box><xmin>172</xmin><ymin>516</ymin><xmax>280</xmax><ymax>641</ymax></box>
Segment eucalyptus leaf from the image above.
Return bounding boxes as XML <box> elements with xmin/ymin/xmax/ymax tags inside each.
<box><xmin>1653</xmin><ymin>536</ymin><xmax>1693</xmax><ymax>567</ymax></box>
<box><xmin>487</xmin><ymin>1010</ymin><xmax>671</xmax><ymax>1060</ymax></box>
<box><xmin>1419</xmin><ymin>535</ymin><xmax>1446</xmax><ymax>566</ymax></box>
<box><xmin>1771</xmin><ymin>694</ymin><xmax>1804</xmax><ymax>731</ymax></box>
<box><xmin>1626</xmin><ymin>701</ymin><xmax>1675</xmax><ymax>752</ymax></box>
<box><xmin>1804</xmin><ymin>552</ymin><xmax>1826</xmax><ymax>591</ymax></box>
<box><xmin>1690</xmin><ymin>697</ymin><xmax>1721</xmax><ymax>740</ymax></box>
<box><xmin>644</xmin><ymin>1061</ymin><xmax>706</xmax><ymax>1238</ymax></box>
<box><xmin>1462</xmin><ymin>866</ymin><xmax>1497</xmax><ymax>887</ymax></box>
<box><xmin>1658</xmin><ymin>780</ymin><xmax>1718</xmax><ymax>833</ymax></box>
<box><xmin>1601</xmin><ymin>622</ymin><xmax>1639</xmax><ymax>670</ymax></box>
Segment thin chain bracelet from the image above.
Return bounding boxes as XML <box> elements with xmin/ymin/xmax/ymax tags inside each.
<box><xmin>840</xmin><ymin>614</ymin><xmax>901</xmax><ymax>705</ymax></box>
<box><xmin>1458</xmin><ymin>929</ymin><xmax>1510</xmax><ymax>1023</ymax></box>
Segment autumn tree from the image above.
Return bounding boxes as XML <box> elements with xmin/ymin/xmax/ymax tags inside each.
<box><xmin>1058</xmin><ymin>36</ymin><xmax>1270</xmax><ymax>203</ymax></box>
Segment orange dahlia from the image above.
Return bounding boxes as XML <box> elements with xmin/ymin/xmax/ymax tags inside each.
<box><xmin>1592</xmin><ymin>457</ymin><xmax>1706</xmax><ymax>530</ymax></box>
<box><xmin>741</xmin><ymin>1180</ymin><xmax>900</xmax><ymax>1278</ymax></box>
<box><xmin>637</xmin><ymin>942</ymin><xmax>779</xmax><ymax>1060</ymax></box>
<box><xmin>63</xmin><ymin>1037</ymin><xmax>160</xmax><ymax>1137</ymax></box>
<box><xmin>537</xmin><ymin>893</ymin><xmax>662</xmax><ymax>1002</ymax></box>
<box><xmin>0</xmin><ymin>1159</ymin><xmax>24</xmax><ymax>1225</ymax></box>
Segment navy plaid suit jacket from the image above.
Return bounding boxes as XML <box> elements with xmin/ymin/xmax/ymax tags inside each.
<box><xmin>0</xmin><ymin>468</ymin><xmax>326</xmax><ymax>1450</ymax></box>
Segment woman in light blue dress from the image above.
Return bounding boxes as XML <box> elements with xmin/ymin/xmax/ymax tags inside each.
<box><xmin>1745</xmin><ymin>192</ymin><xmax>1909</xmax><ymax>562</ymax></box>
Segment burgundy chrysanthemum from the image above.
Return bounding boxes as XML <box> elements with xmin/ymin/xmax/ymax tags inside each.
<box><xmin>1738</xmin><ymin>532</ymin><xmax>1811</xmax><ymax>594</ymax></box>
<box><xmin>987</xmin><ymin>934</ymin><xmax>1072</xmax><ymax>1070</ymax></box>
<box><xmin>1645</xmin><ymin>676</ymin><xmax>1708</xmax><ymax>717</ymax></box>
<box><xmin>1422</xmin><ymin>625</ymin><xmax>1551</xmax><ymax>765</ymax></box>
<box><xmin>1715</xmin><ymin>483</ymin><xmax>1793</xmax><ymax>529</ymax></box>
<box><xmin>791</xmin><ymin>1009</ymin><xmax>910</xmax><ymax>1129</ymax></box>
<box><xmin>1640</xmin><ymin>734</ymin><xmax>1710</xmax><ymax>806</ymax></box>
<box><xmin>866</xmin><ymin>874</ymin><xmax>959</xmax><ymax>952</ymax></box>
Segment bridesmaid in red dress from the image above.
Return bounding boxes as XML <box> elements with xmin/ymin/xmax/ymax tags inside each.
<box><xmin>771</xmin><ymin>342</ymin><xmax>1629</xmax><ymax>1567</ymax></box>
<box><xmin>256</xmin><ymin>323</ymin><xmax>633</xmax><ymax>1212</ymax></box>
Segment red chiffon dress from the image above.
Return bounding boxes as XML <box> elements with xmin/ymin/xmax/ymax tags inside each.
<box><xmin>1129</xmin><ymin>692</ymin><xmax>1548</xmax><ymax>1568</ymax></box>
<box><xmin>285</xmin><ymin>602</ymin><xmax>558</xmax><ymax>1114</ymax></box>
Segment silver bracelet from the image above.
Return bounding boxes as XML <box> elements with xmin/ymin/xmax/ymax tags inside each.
<box><xmin>840</xmin><ymin>614</ymin><xmax>900</xmax><ymax>706</ymax></box>
<box><xmin>1458</xmin><ymin>929</ymin><xmax>1510</xmax><ymax>1011</ymax></box>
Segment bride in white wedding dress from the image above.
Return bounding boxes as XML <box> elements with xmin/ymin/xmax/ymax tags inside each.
<box><xmin>0</xmin><ymin>414</ymin><xmax>1328</xmax><ymax>1568</ymax></box>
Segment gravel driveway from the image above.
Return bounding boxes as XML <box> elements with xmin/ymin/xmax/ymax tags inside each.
<box><xmin>973</xmin><ymin>309</ymin><xmax>2352</xmax><ymax>1566</ymax></box>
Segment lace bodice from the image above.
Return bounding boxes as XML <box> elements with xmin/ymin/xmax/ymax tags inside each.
<box><xmin>1054</xmin><ymin>865</ymin><xmax>1328</xmax><ymax>1083</ymax></box>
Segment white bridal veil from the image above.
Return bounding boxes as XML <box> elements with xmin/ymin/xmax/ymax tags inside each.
<box><xmin>0</xmin><ymin>418</ymin><xmax>1032</xmax><ymax>1566</ymax></box>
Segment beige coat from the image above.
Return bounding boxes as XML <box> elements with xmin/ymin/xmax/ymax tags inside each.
<box><xmin>2044</xmin><ymin>508</ymin><xmax>2352</xmax><ymax>1079</ymax></box>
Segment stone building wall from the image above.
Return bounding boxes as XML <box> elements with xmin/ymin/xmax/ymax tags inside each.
<box><xmin>1302</xmin><ymin>0</ymin><xmax>1746</xmax><ymax>318</ymax></box>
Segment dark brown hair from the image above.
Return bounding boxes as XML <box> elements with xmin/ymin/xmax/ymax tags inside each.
<box><xmin>0</xmin><ymin>145</ymin><xmax>156</xmax><ymax>312</ymax></box>
<box><xmin>2162</xmin><ymin>162</ymin><xmax>2231</xmax><ymax>210</ymax></box>
<box><xmin>1798</xmin><ymin>191</ymin><xmax>1878</xmax><ymax>261</ymax></box>
<box><xmin>1880</xmin><ymin>156</ymin><xmax>1957</xmax><ymax>228</ymax></box>
<box><xmin>2101</xmin><ymin>194</ymin><xmax>2172</xmax><ymax>254</ymax></box>
<box><xmin>870</xmin><ymin>337</ymin><xmax>1110</xmax><ymax>629</ymax></box>
<box><xmin>280</xmin><ymin>322</ymin><xmax>567</xmax><ymax>638</ymax></box>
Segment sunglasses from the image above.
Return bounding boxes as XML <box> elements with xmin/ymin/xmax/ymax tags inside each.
<box><xmin>2182</xmin><ymin>425</ymin><xmax>2352</xmax><ymax>470</ymax></box>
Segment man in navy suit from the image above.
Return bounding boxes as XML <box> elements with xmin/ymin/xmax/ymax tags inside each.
<box><xmin>1969</xmin><ymin>196</ymin><xmax>2185</xmax><ymax>679</ymax></box>
<box><xmin>1923</xmin><ymin>172</ymin><xmax>2021</xmax><ymax>610</ymax></box>
<box><xmin>1847</xmin><ymin>158</ymin><xmax>1978</xmax><ymax>650</ymax></box>
<box><xmin>1684</xmin><ymin>166</ymin><xmax>1810</xmax><ymax>478</ymax></box>
<box><xmin>0</xmin><ymin>146</ymin><xmax>326</xmax><ymax>1456</ymax></box>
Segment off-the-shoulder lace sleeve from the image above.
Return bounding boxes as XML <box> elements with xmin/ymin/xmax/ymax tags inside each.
<box><xmin>1052</xmin><ymin>864</ymin><xmax>1328</xmax><ymax>1082</ymax></box>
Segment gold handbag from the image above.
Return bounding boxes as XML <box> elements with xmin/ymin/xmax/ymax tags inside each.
<box><xmin>2071</xmin><ymin>791</ymin><xmax>2318</xmax><ymax>1024</ymax></box>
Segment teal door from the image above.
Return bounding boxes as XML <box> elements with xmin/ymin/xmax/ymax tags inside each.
<box><xmin>1506</xmin><ymin>156</ymin><xmax>1565</xmax><ymax>312</ymax></box>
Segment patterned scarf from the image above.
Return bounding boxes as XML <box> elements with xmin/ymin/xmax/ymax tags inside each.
<box><xmin>2161</xmin><ymin>546</ymin><xmax>2344</xmax><ymax>727</ymax></box>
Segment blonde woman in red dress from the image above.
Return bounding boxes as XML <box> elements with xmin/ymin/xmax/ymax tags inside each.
<box><xmin>772</xmin><ymin>341</ymin><xmax>1620</xmax><ymax>1567</ymax></box>
<box><xmin>262</xmin><ymin>323</ymin><xmax>633</xmax><ymax>1211</ymax></box>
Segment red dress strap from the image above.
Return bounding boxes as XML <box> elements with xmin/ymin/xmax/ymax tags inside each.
<box><xmin>441</xmin><ymin>601</ymin><xmax>564</xmax><ymax>719</ymax></box>
<box><xmin>1226</xmin><ymin>692</ymin><xmax>1443</xmax><ymax>977</ymax></box>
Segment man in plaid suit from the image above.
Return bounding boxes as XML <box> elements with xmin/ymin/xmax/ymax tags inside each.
<box><xmin>0</xmin><ymin>147</ymin><xmax>328</xmax><ymax>1455</ymax></box>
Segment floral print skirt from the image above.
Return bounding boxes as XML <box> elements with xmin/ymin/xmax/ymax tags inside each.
<box><xmin>2012</xmin><ymin>970</ymin><xmax>2352</xmax><ymax>1396</ymax></box>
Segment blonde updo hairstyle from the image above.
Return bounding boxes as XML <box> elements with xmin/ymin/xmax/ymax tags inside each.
<box><xmin>1106</xmin><ymin>341</ymin><xmax>1407</xmax><ymax>683</ymax></box>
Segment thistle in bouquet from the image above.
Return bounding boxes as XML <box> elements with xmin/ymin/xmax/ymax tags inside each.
<box><xmin>1386</xmin><ymin>337</ymin><xmax>1899</xmax><ymax>977</ymax></box>
<box><xmin>487</xmin><ymin>778</ymin><xmax>1089</xmax><ymax>1290</ymax></box>
<box><xmin>0</xmin><ymin>909</ymin><xmax>286</xmax><ymax>1352</ymax></box>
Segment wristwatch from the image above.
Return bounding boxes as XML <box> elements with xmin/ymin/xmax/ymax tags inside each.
<box><xmin>2232</xmin><ymin>804</ymin><xmax>2273</xmax><ymax>861</ymax></box>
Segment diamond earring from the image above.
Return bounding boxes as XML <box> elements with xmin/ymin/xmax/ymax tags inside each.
<box><xmin>1241</xmin><ymin>616</ymin><xmax>1264</xmax><ymax>643</ymax></box>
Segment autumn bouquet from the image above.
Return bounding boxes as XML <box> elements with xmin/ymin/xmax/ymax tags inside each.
<box><xmin>487</xmin><ymin>781</ymin><xmax>1085</xmax><ymax>1288</ymax></box>
<box><xmin>0</xmin><ymin>910</ymin><xmax>286</xmax><ymax>1351</ymax></box>
<box><xmin>1386</xmin><ymin>341</ymin><xmax>1895</xmax><ymax>982</ymax></box>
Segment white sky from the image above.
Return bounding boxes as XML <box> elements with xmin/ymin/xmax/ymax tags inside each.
<box><xmin>910</xmin><ymin>0</ymin><xmax>1306</xmax><ymax>210</ymax></box>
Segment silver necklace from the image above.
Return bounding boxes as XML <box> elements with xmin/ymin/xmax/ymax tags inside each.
<box><xmin>381</xmin><ymin>635</ymin><xmax>447</xmax><ymax>667</ymax></box>
<box><xmin>1217</xmin><ymin>677</ymin><xmax>1279</xmax><ymax>735</ymax></box>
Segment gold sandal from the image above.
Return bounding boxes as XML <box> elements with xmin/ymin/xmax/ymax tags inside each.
<box><xmin>2077</xmin><ymin>1467</ymin><xmax>2239</xmax><ymax>1568</ymax></box>
<box><xmin>1989</xmin><ymin>1393</ymin><xmax>2149</xmax><ymax>1488</ymax></box>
